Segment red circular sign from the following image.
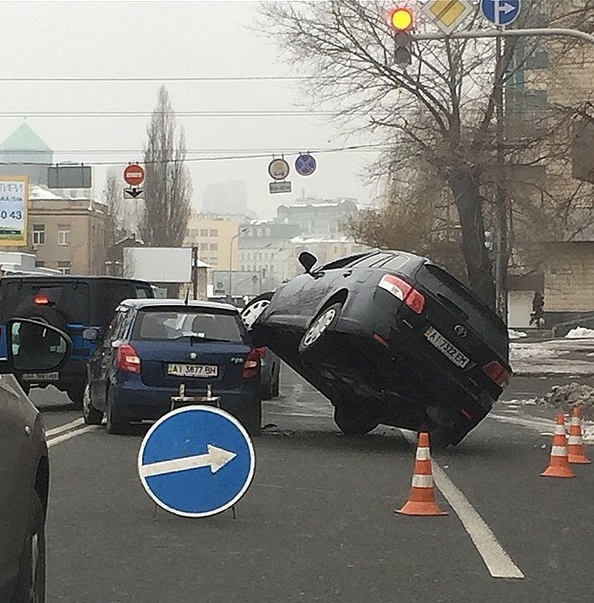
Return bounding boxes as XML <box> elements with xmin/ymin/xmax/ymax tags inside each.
<box><xmin>124</xmin><ymin>164</ymin><xmax>145</xmax><ymax>186</ymax></box>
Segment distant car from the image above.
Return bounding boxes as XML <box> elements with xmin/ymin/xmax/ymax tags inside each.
<box><xmin>249</xmin><ymin>249</ymin><xmax>512</xmax><ymax>446</ymax></box>
<box><xmin>0</xmin><ymin>275</ymin><xmax>155</xmax><ymax>407</ymax></box>
<box><xmin>83</xmin><ymin>299</ymin><xmax>263</xmax><ymax>435</ymax></box>
<box><xmin>0</xmin><ymin>318</ymin><xmax>72</xmax><ymax>602</ymax></box>
<box><xmin>240</xmin><ymin>293</ymin><xmax>281</xmax><ymax>401</ymax></box>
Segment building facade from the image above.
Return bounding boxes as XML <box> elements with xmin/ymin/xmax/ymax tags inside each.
<box><xmin>276</xmin><ymin>198</ymin><xmax>359</xmax><ymax>237</ymax></box>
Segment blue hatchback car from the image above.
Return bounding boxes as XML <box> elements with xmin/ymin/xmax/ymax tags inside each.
<box><xmin>83</xmin><ymin>299</ymin><xmax>262</xmax><ymax>435</ymax></box>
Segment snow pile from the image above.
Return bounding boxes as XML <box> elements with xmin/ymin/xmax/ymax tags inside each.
<box><xmin>565</xmin><ymin>327</ymin><xmax>594</xmax><ymax>339</ymax></box>
<box><xmin>508</xmin><ymin>329</ymin><xmax>527</xmax><ymax>339</ymax></box>
<box><xmin>535</xmin><ymin>382</ymin><xmax>594</xmax><ymax>421</ymax></box>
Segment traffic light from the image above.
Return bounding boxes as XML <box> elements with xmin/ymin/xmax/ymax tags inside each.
<box><xmin>389</xmin><ymin>7</ymin><xmax>413</xmax><ymax>66</ymax></box>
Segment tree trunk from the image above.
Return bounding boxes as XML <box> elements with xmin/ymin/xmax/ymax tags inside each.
<box><xmin>448</xmin><ymin>169</ymin><xmax>496</xmax><ymax>309</ymax></box>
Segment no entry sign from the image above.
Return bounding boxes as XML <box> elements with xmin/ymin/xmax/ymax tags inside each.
<box><xmin>124</xmin><ymin>164</ymin><xmax>145</xmax><ymax>186</ymax></box>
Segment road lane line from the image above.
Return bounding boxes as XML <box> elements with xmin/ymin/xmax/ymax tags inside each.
<box><xmin>46</xmin><ymin>418</ymin><xmax>85</xmax><ymax>438</ymax></box>
<box><xmin>48</xmin><ymin>425</ymin><xmax>99</xmax><ymax>448</ymax></box>
<box><xmin>401</xmin><ymin>430</ymin><xmax>524</xmax><ymax>579</ymax></box>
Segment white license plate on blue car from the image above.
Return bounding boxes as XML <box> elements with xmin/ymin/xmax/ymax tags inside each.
<box><xmin>167</xmin><ymin>363</ymin><xmax>218</xmax><ymax>378</ymax></box>
<box><xmin>424</xmin><ymin>327</ymin><xmax>470</xmax><ymax>369</ymax></box>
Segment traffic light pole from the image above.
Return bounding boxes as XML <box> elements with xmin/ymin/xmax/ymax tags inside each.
<box><xmin>412</xmin><ymin>26</ymin><xmax>594</xmax><ymax>321</ymax></box>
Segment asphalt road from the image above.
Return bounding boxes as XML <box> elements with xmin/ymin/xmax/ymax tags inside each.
<box><xmin>35</xmin><ymin>368</ymin><xmax>594</xmax><ymax>603</ymax></box>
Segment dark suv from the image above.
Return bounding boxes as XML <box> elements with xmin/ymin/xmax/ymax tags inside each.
<box><xmin>0</xmin><ymin>275</ymin><xmax>155</xmax><ymax>406</ymax></box>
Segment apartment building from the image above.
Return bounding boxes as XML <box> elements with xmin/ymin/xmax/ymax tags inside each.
<box><xmin>0</xmin><ymin>185</ymin><xmax>108</xmax><ymax>275</ymax></box>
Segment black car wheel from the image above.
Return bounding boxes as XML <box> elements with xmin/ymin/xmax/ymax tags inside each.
<box><xmin>298</xmin><ymin>303</ymin><xmax>342</xmax><ymax>354</ymax></box>
<box><xmin>13</xmin><ymin>494</ymin><xmax>46</xmax><ymax>603</ymax></box>
<box><xmin>333</xmin><ymin>402</ymin><xmax>381</xmax><ymax>435</ymax></box>
<box><xmin>271</xmin><ymin>363</ymin><xmax>280</xmax><ymax>398</ymax></box>
<box><xmin>106</xmin><ymin>388</ymin><xmax>129</xmax><ymax>435</ymax></box>
<box><xmin>238</xmin><ymin>401</ymin><xmax>262</xmax><ymax>437</ymax></box>
<box><xmin>241</xmin><ymin>291</ymin><xmax>274</xmax><ymax>331</ymax></box>
<box><xmin>260</xmin><ymin>375</ymin><xmax>273</xmax><ymax>401</ymax></box>
<box><xmin>66</xmin><ymin>384</ymin><xmax>85</xmax><ymax>409</ymax></box>
<box><xmin>82</xmin><ymin>383</ymin><xmax>103</xmax><ymax>425</ymax></box>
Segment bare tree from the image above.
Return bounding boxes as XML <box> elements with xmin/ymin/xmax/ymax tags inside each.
<box><xmin>140</xmin><ymin>86</ymin><xmax>192</xmax><ymax>247</ymax></box>
<box><xmin>261</xmin><ymin>1</ymin><xmax>594</xmax><ymax>308</ymax></box>
<box><xmin>103</xmin><ymin>169</ymin><xmax>124</xmax><ymax>249</ymax></box>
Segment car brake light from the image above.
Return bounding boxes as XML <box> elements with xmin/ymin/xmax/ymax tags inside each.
<box><xmin>482</xmin><ymin>360</ymin><xmax>512</xmax><ymax>388</ymax></box>
<box><xmin>34</xmin><ymin>294</ymin><xmax>50</xmax><ymax>305</ymax></box>
<box><xmin>378</xmin><ymin>274</ymin><xmax>425</xmax><ymax>313</ymax></box>
<box><xmin>118</xmin><ymin>343</ymin><xmax>141</xmax><ymax>374</ymax></box>
<box><xmin>243</xmin><ymin>348</ymin><xmax>261</xmax><ymax>378</ymax></box>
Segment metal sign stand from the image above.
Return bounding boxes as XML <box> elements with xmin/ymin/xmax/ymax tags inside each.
<box><xmin>148</xmin><ymin>384</ymin><xmax>237</xmax><ymax>519</ymax></box>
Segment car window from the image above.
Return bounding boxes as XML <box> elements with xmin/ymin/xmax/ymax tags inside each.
<box><xmin>133</xmin><ymin>309</ymin><xmax>247</xmax><ymax>342</ymax></box>
<box><xmin>319</xmin><ymin>252</ymin><xmax>373</xmax><ymax>270</ymax></box>
<box><xmin>106</xmin><ymin>309</ymin><xmax>130</xmax><ymax>343</ymax></box>
<box><xmin>96</xmin><ymin>283</ymin><xmax>150</xmax><ymax>323</ymax></box>
<box><xmin>379</xmin><ymin>254</ymin><xmax>413</xmax><ymax>272</ymax></box>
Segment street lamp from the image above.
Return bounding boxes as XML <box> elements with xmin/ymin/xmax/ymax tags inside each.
<box><xmin>229</xmin><ymin>228</ymin><xmax>247</xmax><ymax>298</ymax></box>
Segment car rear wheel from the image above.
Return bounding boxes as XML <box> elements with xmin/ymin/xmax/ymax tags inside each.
<box><xmin>333</xmin><ymin>402</ymin><xmax>380</xmax><ymax>435</ymax></box>
<box><xmin>271</xmin><ymin>362</ymin><xmax>280</xmax><ymax>398</ymax></box>
<box><xmin>66</xmin><ymin>384</ymin><xmax>85</xmax><ymax>409</ymax></box>
<box><xmin>13</xmin><ymin>494</ymin><xmax>45</xmax><ymax>603</ymax></box>
<box><xmin>239</xmin><ymin>401</ymin><xmax>262</xmax><ymax>437</ymax></box>
<box><xmin>299</xmin><ymin>303</ymin><xmax>342</xmax><ymax>354</ymax></box>
<box><xmin>106</xmin><ymin>388</ymin><xmax>129</xmax><ymax>435</ymax></box>
<box><xmin>82</xmin><ymin>383</ymin><xmax>103</xmax><ymax>425</ymax></box>
<box><xmin>240</xmin><ymin>291</ymin><xmax>274</xmax><ymax>331</ymax></box>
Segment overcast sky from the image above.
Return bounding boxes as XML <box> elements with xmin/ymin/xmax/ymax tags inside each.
<box><xmin>0</xmin><ymin>0</ymin><xmax>382</xmax><ymax>218</ymax></box>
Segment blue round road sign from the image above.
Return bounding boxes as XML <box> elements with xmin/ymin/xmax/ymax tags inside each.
<box><xmin>137</xmin><ymin>406</ymin><xmax>255</xmax><ymax>518</ymax></box>
<box><xmin>295</xmin><ymin>153</ymin><xmax>317</xmax><ymax>176</ymax></box>
<box><xmin>480</xmin><ymin>0</ymin><xmax>521</xmax><ymax>27</ymax></box>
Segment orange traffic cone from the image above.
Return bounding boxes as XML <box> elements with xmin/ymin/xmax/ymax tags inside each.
<box><xmin>540</xmin><ymin>414</ymin><xmax>576</xmax><ymax>478</ymax></box>
<box><xmin>567</xmin><ymin>406</ymin><xmax>591</xmax><ymax>464</ymax></box>
<box><xmin>396</xmin><ymin>432</ymin><xmax>447</xmax><ymax>516</ymax></box>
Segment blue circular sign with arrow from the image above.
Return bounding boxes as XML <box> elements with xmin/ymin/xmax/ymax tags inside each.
<box><xmin>137</xmin><ymin>406</ymin><xmax>255</xmax><ymax>518</ymax></box>
<box><xmin>295</xmin><ymin>153</ymin><xmax>317</xmax><ymax>176</ymax></box>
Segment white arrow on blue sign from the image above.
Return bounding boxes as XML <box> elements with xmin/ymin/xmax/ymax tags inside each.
<box><xmin>480</xmin><ymin>0</ymin><xmax>521</xmax><ymax>27</ymax></box>
<box><xmin>137</xmin><ymin>406</ymin><xmax>255</xmax><ymax>518</ymax></box>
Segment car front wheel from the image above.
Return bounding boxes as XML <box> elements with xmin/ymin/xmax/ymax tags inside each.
<box><xmin>82</xmin><ymin>383</ymin><xmax>103</xmax><ymax>425</ymax></box>
<box><xmin>333</xmin><ymin>402</ymin><xmax>381</xmax><ymax>435</ymax></box>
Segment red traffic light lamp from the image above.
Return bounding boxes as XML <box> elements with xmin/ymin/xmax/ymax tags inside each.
<box><xmin>389</xmin><ymin>7</ymin><xmax>413</xmax><ymax>31</ymax></box>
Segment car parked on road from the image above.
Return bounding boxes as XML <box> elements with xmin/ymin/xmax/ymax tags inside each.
<box><xmin>0</xmin><ymin>318</ymin><xmax>72</xmax><ymax>602</ymax></box>
<box><xmin>83</xmin><ymin>299</ymin><xmax>263</xmax><ymax>435</ymax></box>
<box><xmin>248</xmin><ymin>249</ymin><xmax>512</xmax><ymax>446</ymax></box>
<box><xmin>0</xmin><ymin>275</ymin><xmax>155</xmax><ymax>407</ymax></box>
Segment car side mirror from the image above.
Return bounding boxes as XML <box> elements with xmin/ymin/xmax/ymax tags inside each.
<box><xmin>299</xmin><ymin>251</ymin><xmax>318</xmax><ymax>274</ymax></box>
<box><xmin>83</xmin><ymin>327</ymin><xmax>101</xmax><ymax>342</ymax></box>
<box><xmin>7</xmin><ymin>318</ymin><xmax>72</xmax><ymax>373</ymax></box>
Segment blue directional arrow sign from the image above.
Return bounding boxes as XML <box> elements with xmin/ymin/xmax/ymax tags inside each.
<box><xmin>137</xmin><ymin>406</ymin><xmax>255</xmax><ymax>518</ymax></box>
<box><xmin>480</xmin><ymin>0</ymin><xmax>521</xmax><ymax>27</ymax></box>
<box><xmin>295</xmin><ymin>153</ymin><xmax>317</xmax><ymax>177</ymax></box>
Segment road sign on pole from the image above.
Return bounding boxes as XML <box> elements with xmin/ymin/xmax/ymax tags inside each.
<box><xmin>295</xmin><ymin>153</ymin><xmax>317</xmax><ymax>176</ymax></box>
<box><xmin>124</xmin><ymin>163</ymin><xmax>145</xmax><ymax>187</ymax></box>
<box><xmin>268</xmin><ymin>158</ymin><xmax>290</xmax><ymax>181</ymax></box>
<box><xmin>137</xmin><ymin>406</ymin><xmax>255</xmax><ymax>518</ymax></box>
<box><xmin>480</xmin><ymin>0</ymin><xmax>521</xmax><ymax>27</ymax></box>
<box><xmin>421</xmin><ymin>0</ymin><xmax>474</xmax><ymax>35</ymax></box>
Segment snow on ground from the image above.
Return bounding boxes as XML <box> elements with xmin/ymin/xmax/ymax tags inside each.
<box><xmin>508</xmin><ymin>329</ymin><xmax>527</xmax><ymax>339</ymax></box>
<box><xmin>565</xmin><ymin>327</ymin><xmax>594</xmax><ymax>338</ymax></box>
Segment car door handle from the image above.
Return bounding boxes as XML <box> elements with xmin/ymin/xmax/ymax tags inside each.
<box><xmin>342</xmin><ymin>270</ymin><xmax>352</xmax><ymax>277</ymax></box>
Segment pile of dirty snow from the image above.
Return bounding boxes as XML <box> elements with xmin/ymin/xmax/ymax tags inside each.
<box><xmin>535</xmin><ymin>382</ymin><xmax>594</xmax><ymax>420</ymax></box>
<box><xmin>508</xmin><ymin>329</ymin><xmax>527</xmax><ymax>339</ymax></box>
<box><xmin>565</xmin><ymin>327</ymin><xmax>594</xmax><ymax>339</ymax></box>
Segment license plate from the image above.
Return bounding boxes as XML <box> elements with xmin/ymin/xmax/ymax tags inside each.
<box><xmin>167</xmin><ymin>364</ymin><xmax>218</xmax><ymax>378</ymax></box>
<box><xmin>424</xmin><ymin>327</ymin><xmax>470</xmax><ymax>369</ymax></box>
<box><xmin>22</xmin><ymin>372</ymin><xmax>59</xmax><ymax>382</ymax></box>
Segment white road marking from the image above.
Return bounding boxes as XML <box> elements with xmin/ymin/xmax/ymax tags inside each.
<box><xmin>401</xmin><ymin>430</ymin><xmax>524</xmax><ymax>579</ymax></box>
<box><xmin>48</xmin><ymin>425</ymin><xmax>99</xmax><ymax>448</ymax></box>
<box><xmin>46</xmin><ymin>418</ymin><xmax>85</xmax><ymax>438</ymax></box>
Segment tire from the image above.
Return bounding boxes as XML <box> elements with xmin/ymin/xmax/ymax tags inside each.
<box><xmin>12</xmin><ymin>494</ymin><xmax>46</xmax><ymax>603</ymax></box>
<box><xmin>82</xmin><ymin>383</ymin><xmax>103</xmax><ymax>425</ymax></box>
<box><xmin>240</xmin><ymin>292</ymin><xmax>274</xmax><ymax>331</ymax></box>
<box><xmin>66</xmin><ymin>384</ymin><xmax>85</xmax><ymax>409</ymax></box>
<box><xmin>106</xmin><ymin>388</ymin><xmax>129</xmax><ymax>435</ymax></box>
<box><xmin>333</xmin><ymin>402</ymin><xmax>380</xmax><ymax>435</ymax></box>
<box><xmin>298</xmin><ymin>303</ymin><xmax>342</xmax><ymax>354</ymax></box>
<box><xmin>240</xmin><ymin>401</ymin><xmax>262</xmax><ymax>437</ymax></box>
<box><xmin>260</xmin><ymin>376</ymin><xmax>273</xmax><ymax>401</ymax></box>
<box><xmin>271</xmin><ymin>363</ymin><xmax>280</xmax><ymax>398</ymax></box>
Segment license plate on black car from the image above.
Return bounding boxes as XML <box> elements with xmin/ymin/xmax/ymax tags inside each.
<box><xmin>424</xmin><ymin>327</ymin><xmax>470</xmax><ymax>369</ymax></box>
<box><xmin>22</xmin><ymin>372</ymin><xmax>59</xmax><ymax>382</ymax></box>
<box><xmin>167</xmin><ymin>364</ymin><xmax>218</xmax><ymax>377</ymax></box>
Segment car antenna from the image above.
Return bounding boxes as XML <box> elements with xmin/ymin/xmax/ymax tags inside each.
<box><xmin>184</xmin><ymin>289</ymin><xmax>189</xmax><ymax>306</ymax></box>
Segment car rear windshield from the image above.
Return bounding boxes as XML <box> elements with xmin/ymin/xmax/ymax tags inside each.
<box><xmin>133</xmin><ymin>309</ymin><xmax>247</xmax><ymax>343</ymax></box>
<box><xmin>0</xmin><ymin>282</ymin><xmax>91</xmax><ymax>323</ymax></box>
<box><xmin>417</xmin><ymin>264</ymin><xmax>509</xmax><ymax>358</ymax></box>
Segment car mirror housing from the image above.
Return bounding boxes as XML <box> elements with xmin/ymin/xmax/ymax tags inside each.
<box><xmin>7</xmin><ymin>318</ymin><xmax>72</xmax><ymax>374</ymax></box>
<box><xmin>298</xmin><ymin>251</ymin><xmax>318</xmax><ymax>274</ymax></box>
<box><xmin>83</xmin><ymin>327</ymin><xmax>101</xmax><ymax>342</ymax></box>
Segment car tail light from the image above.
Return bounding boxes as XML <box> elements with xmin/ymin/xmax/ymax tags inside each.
<box><xmin>117</xmin><ymin>343</ymin><xmax>141</xmax><ymax>374</ymax></box>
<box><xmin>34</xmin><ymin>294</ymin><xmax>50</xmax><ymax>305</ymax></box>
<box><xmin>243</xmin><ymin>348</ymin><xmax>261</xmax><ymax>378</ymax></box>
<box><xmin>482</xmin><ymin>360</ymin><xmax>512</xmax><ymax>388</ymax></box>
<box><xmin>378</xmin><ymin>274</ymin><xmax>425</xmax><ymax>314</ymax></box>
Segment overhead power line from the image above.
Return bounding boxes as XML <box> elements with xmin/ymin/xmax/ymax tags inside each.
<box><xmin>0</xmin><ymin>75</ymin><xmax>307</xmax><ymax>82</ymax></box>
